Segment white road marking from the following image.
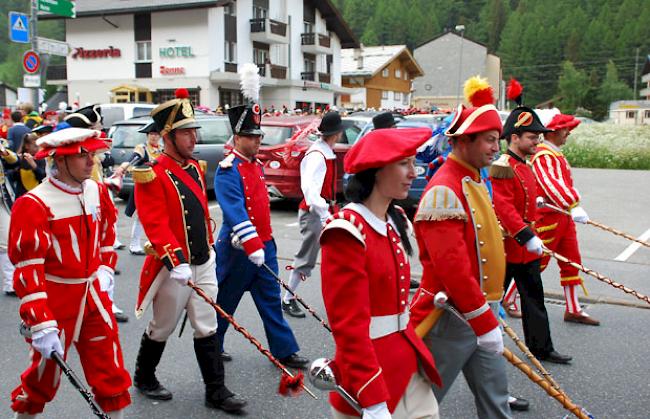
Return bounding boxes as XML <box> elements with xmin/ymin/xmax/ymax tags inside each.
<box><xmin>285</xmin><ymin>222</ymin><xmax>299</xmax><ymax>227</ymax></box>
<box><xmin>614</xmin><ymin>228</ymin><xmax>650</xmax><ymax>262</ymax></box>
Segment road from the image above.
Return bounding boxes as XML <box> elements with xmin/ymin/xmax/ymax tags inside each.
<box><xmin>1</xmin><ymin>168</ymin><xmax>649</xmax><ymax>418</ymax></box>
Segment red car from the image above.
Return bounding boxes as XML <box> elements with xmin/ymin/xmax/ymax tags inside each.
<box><xmin>256</xmin><ymin>115</ymin><xmax>361</xmax><ymax>200</ymax></box>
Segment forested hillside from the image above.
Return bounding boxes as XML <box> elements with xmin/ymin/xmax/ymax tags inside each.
<box><xmin>333</xmin><ymin>0</ymin><xmax>649</xmax><ymax>118</ymax></box>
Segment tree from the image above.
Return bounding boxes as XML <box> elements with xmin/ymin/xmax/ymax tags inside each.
<box><xmin>598</xmin><ymin>61</ymin><xmax>633</xmax><ymax>107</ymax></box>
<box><xmin>557</xmin><ymin>61</ymin><xmax>590</xmax><ymax>114</ymax></box>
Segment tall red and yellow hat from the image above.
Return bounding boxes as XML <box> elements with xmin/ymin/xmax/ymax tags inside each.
<box><xmin>445</xmin><ymin>76</ymin><xmax>502</xmax><ymax>137</ymax></box>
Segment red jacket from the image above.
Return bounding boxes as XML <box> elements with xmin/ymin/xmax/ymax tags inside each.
<box><xmin>320</xmin><ymin>203</ymin><xmax>440</xmax><ymax>415</ymax></box>
<box><xmin>411</xmin><ymin>154</ymin><xmax>505</xmax><ymax>337</ymax></box>
<box><xmin>133</xmin><ymin>155</ymin><xmax>212</xmax><ymax>317</ymax></box>
<box><xmin>491</xmin><ymin>151</ymin><xmax>540</xmax><ymax>264</ymax></box>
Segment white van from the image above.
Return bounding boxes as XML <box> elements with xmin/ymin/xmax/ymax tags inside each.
<box><xmin>100</xmin><ymin>103</ymin><xmax>156</xmax><ymax>129</ymax></box>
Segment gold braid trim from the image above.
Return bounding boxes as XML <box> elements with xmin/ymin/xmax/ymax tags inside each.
<box><xmin>415</xmin><ymin>185</ymin><xmax>467</xmax><ymax>222</ymax></box>
<box><xmin>132</xmin><ymin>167</ymin><xmax>156</xmax><ymax>184</ymax></box>
<box><xmin>489</xmin><ymin>154</ymin><xmax>514</xmax><ymax>179</ymax></box>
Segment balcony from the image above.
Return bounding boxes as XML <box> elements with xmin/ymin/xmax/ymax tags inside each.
<box><xmin>224</xmin><ymin>62</ymin><xmax>238</xmax><ymax>73</ymax></box>
<box><xmin>250</xmin><ymin>18</ymin><xmax>289</xmax><ymax>44</ymax></box>
<box><xmin>301</xmin><ymin>33</ymin><xmax>332</xmax><ymax>54</ymax></box>
<box><xmin>301</xmin><ymin>71</ymin><xmax>315</xmax><ymax>81</ymax></box>
<box><xmin>318</xmin><ymin>72</ymin><xmax>331</xmax><ymax>84</ymax></box>
<box><xmin>46</xmin><ymin>65</ymin><xmax>67</xmax><ymax>81</ymax></box>
<box><xmin>258</xmin><ymin>63</ymin><xmax>288</xmax><ymax>80</ymax></box>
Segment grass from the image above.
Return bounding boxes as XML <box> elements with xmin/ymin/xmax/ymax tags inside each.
<box><xmin>562</xmin><ymin>124</ymin><xmax>650</xmax><ymax>170</ymax></box>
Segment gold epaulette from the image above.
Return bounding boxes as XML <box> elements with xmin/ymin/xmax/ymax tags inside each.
<box><xmin>199</xmin><ymin>159</ymin><xmax>208</xmax><ymax>174</ymax></box>
<box><xmin>132</xmin><ymin>166</ymin><xmax>156</xmax><ymax>184</ymax></box>
<box><xmin>219</xmin><ymin>153</ymin><xmax>235</xmax><ymax>169</ymax></box>
<box><xmin>489</xmin><ymin>154</ymin><xmax>514</xmax><ymax>179</ymax></box>
<box><xmin>415</xmin><ymin>185</ymin><xmax>467</xmax><ymax>222</ymax></box>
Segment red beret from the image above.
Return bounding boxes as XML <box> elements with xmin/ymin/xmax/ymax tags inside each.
<box><xmin>344</xmin><ymin>127</ymin><xmax>432</xmax><ymax>174</ymax></box>
<box><xmin>546</xmin><ymin>113</ymin><xmax>580</xmax><ymax>131</ymax></box>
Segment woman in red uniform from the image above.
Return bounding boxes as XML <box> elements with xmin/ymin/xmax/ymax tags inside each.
<box><xmin>320</xmin><ymin>128</ymin><xmax>441</xmax><ymax>419</ymax></box>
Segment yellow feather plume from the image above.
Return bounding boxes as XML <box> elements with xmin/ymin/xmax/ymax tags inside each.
<box><xmin>463</xmin><ymin>75</ymin><xmax>494</xmax><ymax>107</ymax></box>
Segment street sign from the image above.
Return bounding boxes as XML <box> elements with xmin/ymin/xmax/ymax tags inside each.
<box><xmin>23</xmin><ymin>50</ymin><xmax>41</xmax><ymax>74</ymax></box>
<box><xmin>23</xmin><ymin>74</ymin><xmax>41</xmax><ymax>88</ymax></box>
<box><xmin>36</xmin><ymin>37</ymin><xmax>70</xmax><ymax>56</ymax></box>
<box><xmin>9</xmin><ymin>11</ymin><xmax>30</xmax><ymax>43</ymax></box>
<box><xmin>37</xmin><ymin>0</ymin><xmax>76</xmax><ymax>18</ymax></box>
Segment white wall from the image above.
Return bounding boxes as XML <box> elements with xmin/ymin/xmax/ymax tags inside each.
<box><xmin>236</xmin><ymin>0</ymin><xmax>254</xmax><ymax>65</ymax></box>
<box><xmin>66</xmin><ymin>15</ymin><xmax>135</xmax><ymax>81</ymax></box>
<box><xmin>152</xmin><ymin>10</ymin><xmax>210</xmax><ymax>79</ymax></box>
<box><xmin>208</xmin><ymin>7</ymin><xmax>224</xmax><ymax>72</ymax></box>
<box><xmin>286</xmin><ymin>0</ymin><xmax>304</xmax><ymax>80</ymax></box>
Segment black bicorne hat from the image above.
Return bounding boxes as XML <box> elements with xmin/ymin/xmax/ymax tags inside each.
<box><xmin>372</xmin><ymin>112</ymin><xmax>397</xmax><ymax>130</ymax></box>
<box><xmin>65</xmin><ymin>104</ymin><xmax>102</xmax><ymax>128</ymax></box>
<box><xmin>228</xmin><ymin>103</ymin><xmax>264</xmax><ymax>136</ymax></box>
<box><xmin>151</xmin><ymin>97</ymin><xmax>201</xmax><ymax>136</ymax></box>
<box><xmin>138</xmin><ymin>121</ymin><xmax>160</xmax><ymax>134</ymax></box>
<box><xmin>501</xmin><ymin>106</ymin><xmax>551</xmax><ymax>139</ymax></box>
<box><xmin>32</xmin><ymin>125</ymin><xmax>54</xmax><ymax>135</ymax></box>
<box><xmin>319</xmin><ymin>111</ymin><xmax>343</xmax><ymax>136</ymax></box>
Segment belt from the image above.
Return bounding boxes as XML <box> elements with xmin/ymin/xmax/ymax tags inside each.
<box><xmin>369</xmin><ymin>310</ymin><xmax>409</xmax><ymax>339</ymax></box>
<box><xmin>45</xmin><ymin>273</ymin><xmax>114</xmax><ymax>342</ymax></box>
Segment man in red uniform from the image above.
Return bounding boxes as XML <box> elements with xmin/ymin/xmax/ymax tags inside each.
<box><xmin>131</xmin><ymin>91</ymin><xmax>246</xmax><ymax>412</ymax></box>
<box><xmin>8</xmin><ymin>128</ymin><xmax>131</xmax><ymax>418</ymax></box>
<box><xmin>283</xmin><ymin>111</ymin><xmax>342</xmax><ymax>318</ymax></box>
<box><xmin>491</xmin><ymin>107</ymin><xmax>572</xmax><ymax>364</ymax></box>
<box><xmin>410</xmin><ymin>99</ymin><xmax>516</xmax><ymax>417</ymax></box>
<box><xmin>531</xmin><ymin>111</ymin><xmax>599</xmax><ymax>325</ymax></box>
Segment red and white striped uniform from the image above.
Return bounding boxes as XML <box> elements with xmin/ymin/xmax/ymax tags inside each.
<box><xmin>531</xmin><ymin>141</ymin><xmax>580</xmax><ymax>210</ymax></box>
<box><xmin>8</xmin><ymin>177</ymin><xmax>131</xmax><ymax>414</ymax></box>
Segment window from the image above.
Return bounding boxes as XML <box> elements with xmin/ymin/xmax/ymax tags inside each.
<box><xmin>135</xmin><ymin>41</ymin><xmax>152</xmax><ymax>62</ymax></box>
<box><xmin>645</xmin><ymin>110</ymin><xmax>650</xmax><ymax>118</ymax></box>
<box><xmin>225</xmin><ymin>41</ymin><xmax>237</xmax><ymax>62</ymax></box>
<box><xmin>403</xmin><ymin>94</ymin><xmax>409</xmax><ymax>105</ymax></box>
<box><xmin>395</xmin><ymin>69</ymin><xmax>401</xmax><ymax>78</ymax></box>
<box><xmin>382</xmin><ymin>91</ymin><xmax>389</xmax><ymax>100</ymax></box>
<box><xmin>382</xmin><ymin>68</ymin><xmax>389</xmax><ymax>77</ymax></box>
<box><xmin>304</xmin><ymin>54</ymin><xmax>316</xmax><ymax>72</ymax></box>
<box><xmin>394</xmin><ymin>91</ymin><xmax>402</xmax><ymax>101</ymax></box>
<box><xmin>404</xmin><ymin>71</ymin><xmax>408</xmax><ymax>80</ymax></box>
<box><xmin>303</xmin><ymin>21</ymin><xmax>313</xmax><ymax>34</ymax></box>
<box><xmin>197</xmin><ymin>119</ymin><xmax>232</xmax><ymax>144</ymax></box>
<box><xmin>627</xmin><ymin>111</ymin><xmax>636</xmax><ymax>119</ymax></box>
<box><xmin>253</xmin><ymin>6</ymin><xmax>267</xmax><ymax>19</ymax></box>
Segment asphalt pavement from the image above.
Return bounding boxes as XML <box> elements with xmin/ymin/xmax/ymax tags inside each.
<box><xmin>1</xmin><ymin>167</ymin><xmax>649</xmax><ymax>418</ymax></box>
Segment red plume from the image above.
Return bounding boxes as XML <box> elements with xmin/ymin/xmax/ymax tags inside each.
<box><xmin>278</xmin><ymin>371</ymin><xmax>304</xmax><ymax>397</ymax></box>
<box><xmin>175</xmin><ymin>88</ymin><xmax>190</xmax><ymax>99</ymax></box>
<box><xmin>506</xmin><ymin>79</ymin><xmax>523</xmax><ymax>102</ymax></box>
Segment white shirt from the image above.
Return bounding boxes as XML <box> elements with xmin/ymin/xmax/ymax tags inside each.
<box><xmin>300</xmin><ymin>139</ymin><xmax>336</xmax><ymax>220</ymax></box>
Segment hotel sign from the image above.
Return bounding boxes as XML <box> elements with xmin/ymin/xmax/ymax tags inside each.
<box><xmin>159</xmin><ymin>46</ymin><xmax>195</xmax><ymax>58</ymax></box>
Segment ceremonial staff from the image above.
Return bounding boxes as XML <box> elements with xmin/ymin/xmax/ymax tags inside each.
<box><xmin>541</xmin><ymin>201</ymin><xmax>650</xmax><ymax>248</ymax></box>
<box><xmin>187</xmin><ymin>281</ymin><xmax>317</xmax><ymax>399</ymax></box>
<box><xmin>543</xmin><ymin>247</ymin><xmax>650</xmax><ymax>306</ymax></box>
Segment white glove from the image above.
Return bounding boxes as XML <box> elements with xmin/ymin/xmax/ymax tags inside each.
<box><xmin>32</xmin><ymin>329</ymin><xmax>64</xmax><ymax>359</ymax></box>
<box><xmin>525</xmin><ymin>236</ymin><xmax>544</xmax><ymax>256</ymax></box>
<box><xmin>96</xmin><ymin>265</ymin><xmax>114</xmax><ymax>293</ymax></box>
<box><xmin>536</xmin><ymin>196</ymin><xmax>546</xmax><ymax>208</ymax></box>
<box><xmin>477</xmin><ymin>326</ymin><xmax>504</xmax><ymax>354</ymax></box>
<box><xmin>362</xmin><ymin>402</ymin><xmax>392</xmax><ymax>419</ymax></box>
<box><xmin>248</xmin><ymin>249</ymin><xmax>265</xmax><ymax>266</ymax></box>
<box><xmin>570</xmin><ymin>206</ymin><xmax>589</xmax><ymax>224</ymax></box>
<box><xmin>170</xmin><ymin>263</ymin><xmax>192</xmax><ymax>286</ymax></box>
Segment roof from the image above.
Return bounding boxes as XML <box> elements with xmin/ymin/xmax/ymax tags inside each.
<box><xmin>415</xmin><ymin>30</ymin><xmax>488</xmax><ymax>51</ymax></box>
<box><xmin>341</xmin><ymin>45</ymin><xmax>424</xmax><ymax>78</ymax></box>
<box><xmin>40</xmin><ymin>0</ymin><xmax>359</xmax><ymax>48</ymax></box>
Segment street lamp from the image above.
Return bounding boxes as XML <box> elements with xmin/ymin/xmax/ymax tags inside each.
<box><xmin>455</xmin><ymin>25</ymin><xmax>466</xmax><ymax>106</ymax></box>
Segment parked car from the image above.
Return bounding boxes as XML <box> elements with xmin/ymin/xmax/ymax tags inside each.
<box><xmin>403</xmin><ymin>113</ymin><xmax>450</xmax><ymax>127</ymax></box>
<box><xmin>346</xmin><ymin>112</ymin><xmax>406</xmax><ymax>144</ymax></box>
<box><xmin>100</xmin><ymin>103</ymin><xmax>157</xmax><ymax>130</ymax></box>
<box><xmin>256</xmin><ymin>115</ymin><xmax>361</xmax><ymax>200</ymax></box>
<box><xmin>109</xmin><ymin>114</ymin><xmax>231</xmax><ymax>199</ymax></box>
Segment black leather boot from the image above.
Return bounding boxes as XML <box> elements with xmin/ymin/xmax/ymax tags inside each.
<box><xmin>194</xmin><ymin>334</ymin><xmax>247</xmax><ymax>413</ymax></box>
<box><xmin>134</xmin><ymin>332</ymin><xmax>172</xmax><ymax>400</ymax></box>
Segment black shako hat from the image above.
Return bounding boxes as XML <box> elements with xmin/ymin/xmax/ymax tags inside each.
<box><xmin>372</xmin><ymin>112</ymin><xmax>397</xmax><ymax>130</ymax></box>
<box><xmin>32</xmin><ymin>125</ymin><xmax>54</xmax><ymax>135</ymax></box>
<box><xmin>319</xmin><ymin>111</ymin><xmax>344</xmax><ymax>136</ymax></box>
<box><xmin>228</xmin><ymin>103</ymin><xmax>264</xmax><ymax>136</ymax></box>
<box><xmin>138</xmin><ymin>121</ymin><xmax>160</xmax><ymax>134</ymax></box>
<box><xmin>65</xmin><ymin>104</ymin><xmax>102</xmax><ymax>128</ymax></box>
<box><xmin>501</xmin><ymin>106</ymin><xmax>551</xmax><ymax>139</ymax></box>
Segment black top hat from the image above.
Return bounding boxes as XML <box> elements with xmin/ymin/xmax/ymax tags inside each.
<box><xmin>65</xmin><ymin>104</ymin><xmax>102</xmax><ymax>128</ymax></box>
<box><xmin>151</xmin><ymin>98</ymin><xmax>201</xmax><ymax>136</ymax></box>
<box><xmin>138</xmin><ymin>121</ymin><xmax>160</xmax><ymax>134</ymax></box>
<box><xmin>228</xmin><ymin>103</ymin><xmax>264</xmax><ymax>136</ymax></box>
<box><xmin>502</xmin><ymin>106</ymin><xmax>551</xmax><ymax>139</ymax></box>
<box><xmin>32</xmin><ymin>125</ymin><xmax>54</xmax><ymax>135</ymax></box>
<box><xmin>372</xmin><ymin>112</ymin><xmax>397</xmax><ymax>130</ymax></box>
<box><xmin>319</xmin><ymin>111</ymin><xmax>343</xmax><ymax>136</ymax></box>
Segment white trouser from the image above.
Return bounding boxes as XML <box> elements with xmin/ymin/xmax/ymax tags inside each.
<box><xmin>0</xmin><ymin>204</ymin><xmax>14</xmax><ymax>292</ymax></box>
<box><xmin>129</xmin><ymin>212</ymin><xmax>145</xmax><ymax>251</ymax></box>
<box><xmin>147</xmin><ymin>250</ymin><xmax>219</xmax><ymax>341</ymax></box>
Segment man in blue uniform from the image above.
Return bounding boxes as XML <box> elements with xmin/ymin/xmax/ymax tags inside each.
<box><xmin>214</xmin><ymin>102</ymin><xmax>308</xmax><ymax>369</ymax></box>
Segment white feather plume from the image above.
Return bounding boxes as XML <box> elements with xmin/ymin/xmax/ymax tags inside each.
<box><xmin>534</xmin><ymin>107</ymin><xmax>561</xmax><ymax>127</ymax></box>
<box><xmin>239</xmin><ymin>63</ymin><xmax>261</xmax><ymax>102</ymax></box>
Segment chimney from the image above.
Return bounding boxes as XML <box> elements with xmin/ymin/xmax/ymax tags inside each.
<box><xmin>354</xmin><ymin>45</ymin><xmax>364</xmax><ymax>70</ymax></box>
